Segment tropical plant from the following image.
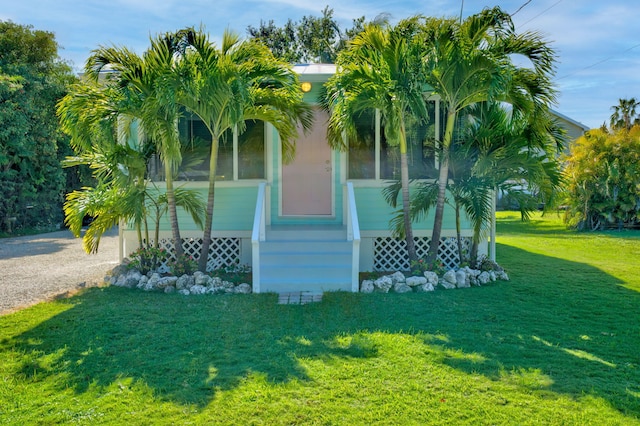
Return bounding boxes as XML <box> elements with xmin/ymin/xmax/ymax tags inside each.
<box><xmin>416</xmin><ymin>7</ymin><xmax>557</xmax><ymax>263</ymax></box>
<box><xmin>81</xmin><ymin>31</ymin><xmax>191</xmax><ymax>256</ymax></box>
<box><xmin>167</xmin><ymin>253</ymin><xmax>198</xmax><ymax>276</ymax></box>
<box><xmin>609</xmin><ymin>97</ymin><xmax>640</xmax><ymax>131</ymax></box>
<box><xmin>325</xmin><ymin>19</ymin><xmax>428</xmax><ymax>262</ymax></box>
<box><xmin>171</xmin><ymin>28</ymin><xmax>313</xmax><ymax>271</ymax></box>
<box><xmin>58</xmin><ymin>39</ymin><xmax>205</xmax><ymax>254</ymax></box>
<box><xmin>563</xmin><ymin>126</ymin><xmax>640</xmax><ymax>230</ymax></box>
<box><xmin>128</xmin><ymin>246</ymin><xmax>169</xmax><ymax>275</ymax></box>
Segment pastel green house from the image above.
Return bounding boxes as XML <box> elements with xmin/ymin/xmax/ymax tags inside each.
<box><xmin>120</xmin><ymin>64</ymin><xmax>488</xmax><ymax>293</ymax></box>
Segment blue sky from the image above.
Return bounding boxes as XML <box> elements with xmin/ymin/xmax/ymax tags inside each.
<box><xmin>3</xmin><ymin>0</ymin><xmax>639</xmax><ymax>129</ymax></box>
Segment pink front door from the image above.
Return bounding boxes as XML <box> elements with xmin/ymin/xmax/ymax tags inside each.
<box><xmin>282</xmin><ymin>109</ymin><xmax>333</xmax><ymax>216</ymax></box>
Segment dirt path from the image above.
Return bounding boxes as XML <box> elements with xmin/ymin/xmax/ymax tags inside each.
<box><xmin>0</xmin><ymin>228</ymin><xmax>120</xmax><ymax>315</ymax></box>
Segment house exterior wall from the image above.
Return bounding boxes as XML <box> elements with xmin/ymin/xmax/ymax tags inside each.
<box><xmin>121</xmin><ymin>65</ymin><xmax>487</xmax><ymax>272</ymax></box>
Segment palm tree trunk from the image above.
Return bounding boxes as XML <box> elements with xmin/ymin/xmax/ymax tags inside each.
<box><xmin>455</xmin><ymin>200</ymin><xmax>463</xmax><ymax>264</ymax></box>
<box><xmin>199</xmin><ymin>135</ymin><xmax>220</xmax><ymax>272</ymax></box>
<box><xmin>399</xmin><ymin>122</ymin><xmax>417</xmax><ymax>264</ymax></box>
<box><xmin>165</xmin><ymin>161</ymin><xmax>184</xmax><ymax>257</ymax></box>
<box><xmin>428</xmin><ymin>110</ymin><xmax>456</xmax><ymax>264</ymax></box>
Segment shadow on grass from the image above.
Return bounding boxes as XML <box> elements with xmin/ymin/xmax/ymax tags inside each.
<box><xmin>2</xmin><ymin>242</ymin><xmax>639</xmax><ymax>417</ymax></box>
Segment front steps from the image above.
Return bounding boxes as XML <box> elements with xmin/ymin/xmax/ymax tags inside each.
<box><xmin>257</xmin><ymin>226</ymin><xmax>353</xmax><ymax>293</ymax></box>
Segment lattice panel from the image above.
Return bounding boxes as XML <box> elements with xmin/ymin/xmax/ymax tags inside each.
<box><xmin>373</xmin><ymin>236</ymin><xmax>471</xmax><ymax>271</ymax></box>
<box><xmin>149</xmin><ymin>237</ymin><xmax>241</xmax><ymax>272</ymax></box>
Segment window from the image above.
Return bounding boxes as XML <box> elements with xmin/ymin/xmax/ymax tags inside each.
<box><xmin>150</xmin><ymin>115</ymin><xmax>266</xmax><ymax>182</ymax></box>
<box><xmin>347</xmin><ymin>102</ymin><xmax>439</xmax><ymax>180</ymax></box>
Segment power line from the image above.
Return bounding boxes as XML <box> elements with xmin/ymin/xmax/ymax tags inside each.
<box><xmin>521</xmin><ymin>0</ymin><xmax>563</xmax><ymax>26</ymax></box>
<box><xmin>512</xmin><ymin>0</ymin><xmax>532</xmax><ymax>16</ymax></box>
<box><xmin>557</xmin><ymin>42</ymin><xmax>640</xmax><ymax>81</ymax></box>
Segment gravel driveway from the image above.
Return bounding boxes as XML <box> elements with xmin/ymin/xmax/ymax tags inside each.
<box><xmin>0</xmin><ymin>227</ymin><xmax>120</xmax><ymax>315</ymax></box>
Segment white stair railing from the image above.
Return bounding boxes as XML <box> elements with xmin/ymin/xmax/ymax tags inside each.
<box><xmin>346</xmin><ymin>182</ymin><xmax>361</xmax><ymax>292</ymax></box>
<box><xmin>251</xmin><ymin>182</ymin><xmax>267</xmax><ymax>293</ymax></box>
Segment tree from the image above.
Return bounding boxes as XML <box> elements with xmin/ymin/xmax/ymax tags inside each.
<box><xmin>0</xmin><ymin>21</ymin><xmax>76</xmax><ymax>233</ymax></box>
<box><xmin>563</xmin><ymin>126</ymin><xmax>640</xmax><ymax>230</ymax></box>
<box><xmin>58</xmin><ymin>32</ymin><xmax>205</xmax><ymax>255</ymax></box>
<box><xmin>247</xmin><ymin>6</ymin><xmax>366</xmax><ymax>63</ymax></box>
<box><xmin>81</xmin><ymin>32</ymin><xmax>193</xmax><ymax>256</ymax></box>
<box><xmin>172</xmin><ymin>29</ymin><xmax>313</xmax><ymax>272</ymax></box>
<box><xmin>456</xmin><ymin>103</ymin><xmax>564</xmax><ymax>263</ymax></box>
<box><xmin>325</xmin><ymin>19</ymin><xmax>427</xmax><ymax>262</ymax></box>
<box><xmin>386</xmin><ymin>102</ymin><xmax>564</xmax><ymax>267</ymax></box>
<box><xmin>610</xmin><ymin>98</ymin><xmax>640</xmax><ymax>131</ymax></box>
<box><xmin>416</xmin><ymin>7</ymin><xmax>557</xmax><ymax>263</ymax></box>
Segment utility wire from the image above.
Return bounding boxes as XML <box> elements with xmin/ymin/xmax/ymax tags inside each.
<box><xmin>520</xmin><ymin>0</ymin><xmax>563</xmax><ymax>26</ymax></box>
<box><xmin>557</xmin><ymin>42</ymin><xmax>640</xmax><ymax>80</ymax></box>
<box><xmin>512</xmin><ymin>0</ymin><xmax>532</xmax><ymax>16</ymax></box>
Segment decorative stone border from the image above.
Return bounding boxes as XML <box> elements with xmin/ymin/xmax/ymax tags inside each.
<box><xmin>106</xmin><ymin>264</ymin><xmax>252</xmax><ymax>295</ymax></box>
<box><xmin>360</xmin><ymin>267</ymin><xmax>509</xmax><ymax>293</ymax></box>
<box><xmin>106</xmin><ymin>263</ymin><xmax>508</xmax><ymax>296</ymax></box>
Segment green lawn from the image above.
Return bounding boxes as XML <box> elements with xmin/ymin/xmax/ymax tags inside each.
<box><xmin>1</xmin><ymin>212</ymin><xmax>639</xmax><ymax>425</ymax></box>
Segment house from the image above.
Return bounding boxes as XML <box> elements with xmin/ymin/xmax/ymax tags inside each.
<box><xmin>120</xmin><ymin>64</ymin><xmax>485</xmax><ymax>293</ymax></box>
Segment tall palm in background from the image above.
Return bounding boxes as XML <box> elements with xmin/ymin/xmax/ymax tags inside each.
<box><xmin>610</xmin><ymin>98</ymin><xmax>640</xmax><ymax>131</ymax></box>
<box><xmin>172</xmin><ymin>29</ymin><xmax>313</xmax><ymax>272</ymax></box>
<box><xmin>325</xmin><ymin>19</ymin><xmax>427</xmax><ymax>262</ymax></box>
<box><xmin>417</xmin><ymin>7</ymin><xmax>557</xmax><ymax>263</ymax></box>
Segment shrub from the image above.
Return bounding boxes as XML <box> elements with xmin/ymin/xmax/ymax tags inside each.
<box><xmin>167</xmin><ymin>254</ymin><xmax>198</xmax><ymax>276</ymax></box>
<box><xmin>563</xmin><ymin>126</ymin><xmax>640</xmax><ymax>230</ymax></box>
<box><xmin>410</xmin><ymin>258</ymin><xmax>446</xmax><ymax>276</ymax></box>
<box><xmin>128</xmin><ymin>247</ymin><xmax>168</xmax><ymax>274</ymax></box>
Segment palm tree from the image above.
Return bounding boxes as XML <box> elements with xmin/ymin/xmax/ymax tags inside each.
<box><xmin>610</xmin><ymin>98</ymin><xmax>640</xmax><ymax>131</ymax></box>
<box><xmin>457</xmin><ymin>102</ymin><xmax>564</xmax><ymax>264</ymax></box>
<box><xmin>325</xmin><ymin>19</ymin><xmax>428</xmax><ymax>262</ymax></box>
<box><xmin>416</xmin><ymin>7</ymin><xmax>557</xmax><ymax>263</ymax></box>
<box><xmin>170</xmin><ymin>29</ymin><xmax>313</xmax><ymax>272</ymax></box>
<box><xmin>83</xmin><ymin>33</ymin><xmax>187</xmax><ymax>256</ymax></box>
<box><xmin>58</xmin><ymin>36</ymin><xmax>205</xmax><ymax>255</ymax></box>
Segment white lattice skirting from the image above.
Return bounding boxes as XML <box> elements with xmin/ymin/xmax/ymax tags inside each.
<box><xmin>374</xmin><ymin>237</ymin><xmax>471</xmax><ymax>271</ymax></box>
<box><xmin>151</xmin><ymin>237</ymin><xmax>241</xmax><ymax>272</ymax></box>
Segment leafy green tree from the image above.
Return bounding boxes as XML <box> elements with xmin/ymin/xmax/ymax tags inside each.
<box><xmin>610</xmin><ymin>98</ymin><xmax>640</xmax><ymax>131</ymax></box>
<box><xmin>247</xmin><ymin>6</ymin><xmax>366</xmax><ymax>63</ymax></box>
<box><xmin>0</xmin><ymin>21</ymin><xmax>76</xmax><ymax>233</ymax></box>
<box><xmin>325</xmin><ymin>19</ymin><xmax>427</xmax><ymax>262</ymax></box>
<box><xmin>173</xmin><ymin>29</ymin><xmax>313</xmax><ymax>271</ymax></box>
<box><xmin>416</xmin><ymin>7</ymin><xmax>557</xmax><ymax>263</ymax></box>
<box><xmin>563</xmin><ymin>126</ymin><xmax>640</xmax><ymax>230</ymax></box>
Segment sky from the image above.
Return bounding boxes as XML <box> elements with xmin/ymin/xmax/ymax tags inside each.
<box><xmin>2</xmin><ymin>0</ymin><xmax>639</xmax><ymax>129</ymax></box>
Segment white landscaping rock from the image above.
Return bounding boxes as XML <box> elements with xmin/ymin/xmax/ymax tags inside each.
<box><xmin>439</xmin><ymin>278</ymin><xmax>457</xmax><ymax>290</ymax></box>
<box><xmin>194</xmin><ymin>271</ymin><xmax>212</xmax><ymax>287</ymax></box>
<box><xmin>394</xmin><ymin>283</ymin><xmax>413</xmax><ymax>293</ymax></box>
<box><xmin>235</xmin><ymin>283</ymin><xmax>252</xmax><ymax>294</ymax></box>
<box><xmin>406</xmin><ymin>276</ymin><xmax>427</xmax><ymax>287</ymax></box>
<box><xmin>478</xmin><ymin>271</ymin><xmax>491</xmax><ymax>285</ymax></box>
<box><xmin>389</xmin><ymin>271</ymin><xmax>406</xmax><ymax>284</ymax></box>
<box><xmin>416</xmin><ymin>282</ymin><xmax>436</xmax><ymax>292</ymax></box>
<box><xmin>456</xmin><ymin>270</ymin><xmax>470</xmax><ymax>288</ymax></box>
<box><xmin>443</xmin><ymin>270</ymin><xmax>457</xmax><ymax>286</ymax></box>
<box><xmin>360</xmin><ymin>280</ymin><xmax>375</xmax><ymax>293</ymax></box>
<box><xmin>423</xmin><ymin>271</ymin><xmax>439</xmax><ymax>286</ymax></box>
<box><xmin>374</xmin><ymin>276</ymin><xmax>393</xmax><ymax>293</ymax></box>
<box><xmin>189</xmin><ymin>284</ymin><xmax>207</xmax><ymax>295</ymax></box>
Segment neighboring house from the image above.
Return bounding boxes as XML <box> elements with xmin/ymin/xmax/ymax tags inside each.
<box><xmin>551</xmin><ymin>109</ymin><xmax>590</xmax><ymax>154</ymax></box>
<box><xmin>120</xmin><ymin>64</ymin><xmax>484</xmax><ymax>293</ymax></box>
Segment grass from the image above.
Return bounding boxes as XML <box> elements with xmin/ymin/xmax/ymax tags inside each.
<box><xmin>1</xmin><ymin>212</ymin><xmax>639</xmax><ymax>424</ymax></box>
